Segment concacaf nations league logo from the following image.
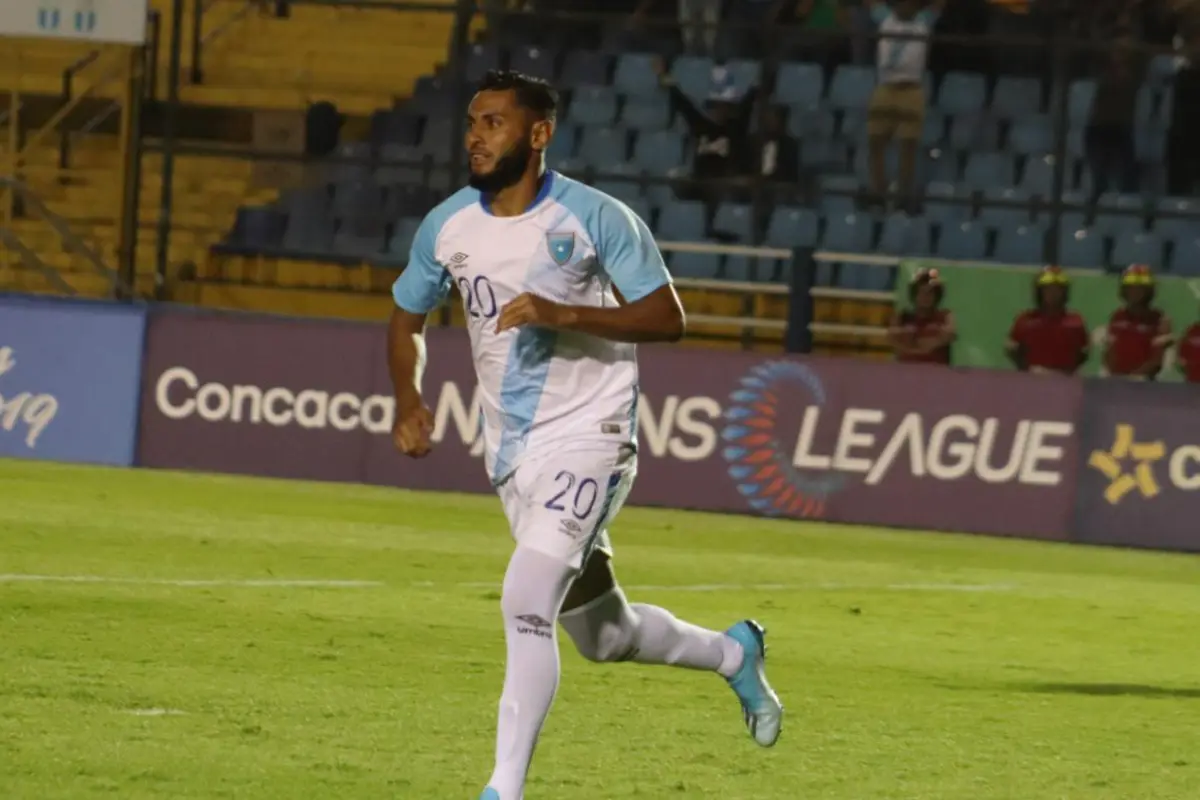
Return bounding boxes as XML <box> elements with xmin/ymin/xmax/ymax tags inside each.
<box><xmin>721</xmin><ymin>361</ymin><xmax>847</xmax><ymax>518</ymax></box>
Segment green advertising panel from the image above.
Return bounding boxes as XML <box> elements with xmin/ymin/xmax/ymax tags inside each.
<box><xmin>894</xmin><ymin>262</ymin><xmax>1200</xmax><ymax>381</ymax></box>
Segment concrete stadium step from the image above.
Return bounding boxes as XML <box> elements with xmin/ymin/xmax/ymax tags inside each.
<box><xmin>0</xmin><ymin>264</ymin><xmax>115</xmax><ymax>298</ymax></box>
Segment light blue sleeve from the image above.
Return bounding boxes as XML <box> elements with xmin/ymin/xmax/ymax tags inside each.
<box><xmin>391</xmin><ymin>215</ymin><xmax>450</xmax><ymax>315</ymax></box>
<box><xmin>595</xmin><ymin>201</ymin><xmax>672</xmax><ymax>304</ymax></box>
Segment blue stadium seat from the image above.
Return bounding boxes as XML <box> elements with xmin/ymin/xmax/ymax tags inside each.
<box><xmin>963</xmin><ymin>152</ymin><xmax>1015</xmax><ymax>190</ymax></box>
<box><xmin>624</xmin><ymin>197</ymin><xmax>652</xmax><ymax>225</ymax></box>
<box><xmin>594</xmin><ymin>179</ymin><xmax>643</xmax><ymax>205</ymax></box>
<box><xmin>840</xmin><ymin>109</ymin><xmax>868</xmax><ymax>142</ymax></box>
<box><xmin>464</xmin><ymin>43</ymin><xmax>501</xmax><ymax>83</ymax></box>
<box><xmin>1068</xmin><ymin>80</ymin><xmax>1096</xmax><ymax>127</ymax></box>
<box><xmin>712</xmin><ymin>202</ymin><xmax>755</xmax><ymax>242</ymax></box>
<box><xmin>370</xmin><ymin>110</ymin><xmax>421</xmax><ymax>148</ymax></box>
<box><xmin>924</xmin><ymin>181</ymin><xmax>970</xmax><ymax>225</ymax></box>
<box><xmin>923</xmin><ymin>151</ymin><xmax>960</xmax><ymax>184</ymax></box>
<box><xmin>333</xmin><ymin>224</ymin><xmax>385</xmax><ymax>259</ymax></box>
<box><xmin>979</xmin><ymin>187</ymin><xmax>1032</xmax><ymax>229</ymax></box>
<box><xmin>938</xmin><ymin>72</ymin><xmax>987</xmax><ymax>115</ymax></box>
<box><xmin>803</xmin><ymin>139</ymin><xmax>851</xmax><ymax>171</ymax></box>
<box><xmin>765</xmin><ymin>207</ymin><xmax>819</xmax><ymax>248</ymax></box>
<box><xmin>936</xmin><ymin>222</ymin><xmax>987</xmax><ymax>260</ymax></box>
<box><xmin>579</xmin><ymin>127</ymin><xmax>628</xmax><ymax>166</ymax></box>
<box><xmin>388</xmin><ymin>217</ymin><xmax>422</xmax><ymax>258</ymax></box>
<box><xmin>1153</xmin><ymin>197</ymin><xmax>1200</xmax><ymax>240</ymax></box>
<box><xmin>546</xmin><ymin>124</ymin><xmax>578</xmax><ymax>161</ymax></box>
<box><xmin>921</xmin><ymin>110</ymin><xmax>946</xmax><ymax>146</ymax></box>
<box><xmin>670</xmin><ymin>249</ymin><xmax>720</xmax><ymax>279</ymax></box>
<box><xmin>820</xmin><ymin>174</ymin><xmax>860</xmax><ymax>216</ymax></box>
<box><xmin>281</xmin><ymin>186</ymin><xmax>332</xmax><ymax>221</ymax></box>
<box><xmin>786</xmin><ymin>103</ymin><xmax>836</xmax><ymax>139</ymax></box>
<box><xmin>821</xmin><ymin>213</ymin><xmax>872</xmax><ymax>252</ymax></box>
<box><xmin>828</xmin><ymin>65</ymin><xmax>875</xmax><ymax>110</ymax></box>
<box><xmin>560</xmin><ymin>50</ymin><xmax>611</xmax><ymax>88</ymax></box>
<box><xmin>508</xmin><ymin>45</ymin><xmax>558</xmax><ymax>81</ymax></box>
<box><xmin>1008</xmin><ymin>115</ymin><xmax>1054</xmax><ymax>155</ymax></box>
<box><xmin>949</xmin><ymin>113</ymin><xmax>999</xmax><ymax>152</ymax></box>
<box><xmin>613</xmin><ymin>53</ymin><xmax>659</xmax><ymax>98</ymax></box>
<box><xmin>1111</xmin><ymin>231</ymin><xmax>1163</xmax><ymax>268</ymax></box>
<box><xmin>225</xmin><ymin>206</ymin><xmax>286</xmax><ymax>251</ymax></box>
<box><xmin>878</xmin><ymin>214</ymin><xmax>933</xmax><ymax>257</ymax></box>
<box><xmin>993</xmin><ymin>224</ymin><xmax>1045</xmax><ymax>264</ymax></box>
<box><xmin>621</xmin><ymin>93</ymin><xmax>671</xmax><ymax>129</ymax></box>
<box><xmin>632</xmin><ymin>129</ymin><xmax>684</xmax><ymax>174</ymax></box>
<box><xmin>671</xmin><ymin>55</ymin><xmax>715</xmax><ymax>101</ymax></box>
<box><xmin>1057</xmin><ymin>228</ymin><xmax>1104</xmax><ymax>269</ymax></box>
<box><xmin>723</xmin><ymin>255</ymin><xmax>780</xmax><ymax>282</ymax></box>
<box><xmin>332</xmin><ymin>179</ymin><xmax>384</xmax><ymax>222</ymax></box>
<box><xmin>419</xmin><ymin>119</ymin><xmax>456</xmax><ymax>161</ymax></box>
<box><xmin>282</xmin><ymin>212</ymin><xmax>335</xmax><ymax>255</ymax></box>
<box><xmin>775</xmin><ymin>62</ymin><xmax>824</xmax><ymax>106</ymax></box>
<box><xmin>658</xmin><ymin>200</ymin><xmax>707</xmax><ymax>241</ymax></box>
<box><xmin>384</xmin><ymin>184</ymin><xmax>437</xmax><ymax>220</ymax></box>
<box><xmin>329</xmin><ymin>141</ymin><xmax>373</xmax><ymax>183</ymax></box>
<box><xmin>991</xmin><ymin>76</ymin><xmax>1042</xmax><ymax>118</ymax></box>
<box><xmin>1020</xmin><ymin>156</ymin><xmax>1057</xmax><ymax>196</ymax></box>
<box><xmin>569</xmin><ymin>86</ymin><xmax>618</xmax><ymax>126</ymax></box>
<box><xmin>1092</xmin><ymin>213</ymin><xmax>1144</xmax><ymax>239</ymax></box>
<box><xmin>376</xmin><ymin>143</ymin><xmax>425</xmax><ymax>186</ymax></box>
<box><xmin>1167</xmin><ymin>237</ymin><xmax>1200</xmax><ymax>275</ymax></box>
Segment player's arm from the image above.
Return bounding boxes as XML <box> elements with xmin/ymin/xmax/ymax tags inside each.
<box><xmin>388</xmin><ymin>216</ymin><xmax>450</xmax><ymax>457</ymax></box>
<box><xmin>886</xmin><ymin>309</ymin><xmax>915</xmax><ymax>356</ymax></box>
<box><xmin>1134</xmin><ymin>313</ymin><xmax>1174</xmax><ymax>377</ymax></box>
<box><xmin>1005</xmin><ymin>315</ymin><xmax>1027</xmax><ymax>371</ymax></box>
<box><xmin>916</xmin><ymin>310</ymin><xmax>956</xmax><ymax>353</ymax></box>
<box><xmin>497</xmin><ymin>202</ymin><xmax>684</xmax><ymax>343</ymax></box>
<box><xmin>1102</xmin><ymin>314</ymin><xmax>1119</xmax><ymax>374</ymax></box>
<box><xmin>1072</xmin><ymin>316</ymin><xmax>1091</xmax><ymax>372</ymax></box>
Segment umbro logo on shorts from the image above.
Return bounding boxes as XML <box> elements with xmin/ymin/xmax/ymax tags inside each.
<box><xmin>558</xmin><ymin>519</ymin><xmax>583</xmax><ymax>538</ymax></box>
<box><xmin>448</xmin><ymin>252</ymin><xmax>469</xmax><ymax>270</ymax></box>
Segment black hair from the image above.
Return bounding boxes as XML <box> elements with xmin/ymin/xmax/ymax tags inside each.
<box><xmin>477</xmin><ymin>70</ymin><xmax>558</xmax><ymax>123</ymax></box>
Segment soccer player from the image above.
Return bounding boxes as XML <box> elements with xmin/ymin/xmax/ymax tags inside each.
<box><xmin>1005</xmin><ymin>265</ymin><xmax>1090</xmax><ymax>375</ymax></box>
<box><xmin>1104</xmin><ymin>264</ymin><xmax>1173</xmax><ymax>380</ymax></box>
<box><xmin>386</xmin><ymin>71</ymin><xmax>783</xmax><ymax>800</ymax></box>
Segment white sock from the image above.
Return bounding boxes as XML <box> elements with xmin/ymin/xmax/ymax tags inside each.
<box><xmin>560</xmin><ymin>588</ymin><xmax>744</xmax><ymax>678</ymax></box>
<box><xmin>486</xmin><ymin>546</ymin><xmax>576</xmax><ymax>800</ymax></box>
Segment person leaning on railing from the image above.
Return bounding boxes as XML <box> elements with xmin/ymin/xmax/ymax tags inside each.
<box><xmin>888</xmin><ymin>267</ymin><xmax>956</xmax><ymax>364</ymax></box>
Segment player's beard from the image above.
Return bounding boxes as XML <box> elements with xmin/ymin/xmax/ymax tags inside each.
<box><xmin>468</xmin><ymin>138</ymin><xmax>534</xmax><ymax>194</ymax></box>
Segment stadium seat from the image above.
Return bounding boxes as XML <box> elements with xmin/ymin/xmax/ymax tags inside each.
<box><xmin>332</xmin><ymin>224</ymin><xmax>385</xmax><ymax>259</ymax></box>
<box><xmin>828</xmin><ymin>65</ymin><xmax>875</xmax><ymax>110</ymax></box>
<box><xmin>621</xmin><ymin>93</ymin><xmax>671</xmax><ymax>130</ymax></box>
<box><xmin>724</xmin><ymin>255</ymin><xmax>781</xmax><ymax>282</ymax></box>
<box><xmin>1092</xmin><ymin>213</ymin><xmax>1144</xmax><ymax>239</ymax></box>
<box><xmin>712</xmin><ymin>203</ymin><xmax>755</xmax><ymax>242</ymax></box>
<box><xmin>1152</xmin><ymin>197</ymin><xmax>1200</xmax><ymax>240</ymax></box>
<box><xmin>658</xmin><ymin>200</ymin><xmax>707</xmax><ymax>241</ymax></box>
<box><xmin>963</xmin><ymin>153</ymin><xmax>1015</xmax><ymax>190</ymax></box>
<box><xmin>765</xmin><ymin>207</ymin><xmax>819</xmax><ymax>248</ymax></box>
<box><xmin>840</xmin><ymin>109</ymin><xmax>868</xmax><ymax>142</ymax></box>
<box><xmin>420</xmin><ymin>119</ymin><xmax>457</xmax><ymax>161</ymax></box>
<box><xmin>282</xmin><ymin>212</ymin><xmax>335</xmax><ymax>255</ymax></box>
<box><xmin>937</xmin><ymin>72</ymin><xmax>987</xmax><ymax>115</ymax></box>
<box><xmin>670</xmin><ymin>249</ymin><xmax>720</xmax><ymax>279</ymax></box>
<box><xmin>387</xmin><ymin>217</ymin><xmax>422</xmax><ymax>258</ymax></box>
<box><xmin>569</xmin><ymin>86</ymin><xmax>618</xmax><ymax>127</ymax></box>
<box><xmin>1057</xmin><ymin>227</ymin><xmax>1104</xmax><ymax>269</ymax></box>
<box><xmin>936</xmin><ymin>222</ymin><xmax>987</xmax><ymax>260</ymax></box>
<box><xmin>1068</xmin><ymin>80</ymin><xmax>1096</xmax><ymax>126</ymax></box>
<box><xmin>921</xmin><ymin>110</ymin><xmax>946</xmax><ymax>146</ymax></box>
<box><xmin>1111</xmin><ymin>231</ymin><xmax>1164</xmax><ymax>268</ymax></box>
<box><xmin>877</xmin><ymin>214</ymin><xmax>933</xmax><ymax>257</ymax></box>
<box><xmin>224</xmin><ymin>207</ymin><xmax>286</xmax><ymax>251</ymax></box>
<box><xmin>820</xmin><ymin>174</ymin><xmax>860</xmax><ymax>216</ymax></box>
<box><xmin>786</xmin><ymin>103</ymin><xmax>836</xmax><ymax>139</ymax></box>
<box><xmin>332</xmin><ymin>179</ymin><xmax>385</xmax><ymax>222</ymax></box>
<box><xmin>1008</xmin><ymin>115</ymin><xmax>1054</xmax><ymax>155</ymax></box>
<box><xmin>1167</xmin><ymin>237</ymin><xmax>1200</xmax><ymax>275</ymax></box>
<box><xmin>370</xmin><ymin>110</ymin><xmax>421</xmax><ymax>148</ymax></box>
<box><xmin>949</xmin><ymin>113</ymin><xmax>999</xmax><ymax>152</ymax></box>
<box><xmin>979</xmin><ymin>187</ymin><xmax>1033</xmax><ymax>230</ymax></box>
<box><xmin>464</xmin><ymin>43</ymin><xmax>501</xmax><ymax>83</ymax></box>
<box><xmin>803</xmin><ymin>139</ymin><xmax>852</xmax><ymax>171</ymax></box>
<box><xmin>723</xmin><ymin>60</ymin><xmax>762</xmax><ymax>93</ymax></box>
<box><xmin>991</xmin><ymin>76</ymin><xmax>1042</xmax><ymax>118</ymax></box>
<box><xmin>923</xmin><ymin>151</ymin><xmax>960</xmax><ymax>184</ymax></box>
<box><xmin>281</xmin><ymin>186</ymin><xmax>332</xmax><ymax>221</ymax></box>
<box><xmin>1020</xmin><ymin>156</ymin><xmax>1057</xmax><ymax>196</ymax></box>
<box><xmin>924</xmin><ymin>181</ymin><xmax>970</xmax><ymax>225</ymax></box>
<box><xmin>384</xmin><ymin>184</ymin><xmax>437</xmax><ymax>220</ymax></box>
<box><xmin>624</xmin><ymin>197</ymin><xmax>653</xmax><ymax>224</ymax></box>
<box><xmin>821</xmin><ymin>213</ymin><xmax>872</xmax><ymax>252</ymax></box>
<box><xmin>329</xmin><ymin>142</ymin><xmax>373</xmax><ymax>184</ymax></box>
<box><xmin>775</xmin><ymin>62</ymin><xmax>824</xmax><ymax>106</ymax></box>
<box><xmin>579</xmin><ymin>127</ymin><xmax>628</xmax><ymax>166</ymax></box>
<box><xmin>508</xmin><ymin>45</ymin><xmax>558</xmax><ymax>81</ymax></box>
<box><xmin>992</xmin><ymin>224</ymin><xmax>1045</xmax><ymax>264</ymax></box>
<box><xmin>671</xmin><ymin>55</ymin><xmax>715</xmax><ymax>101</ymax></box>
<box><xmin>613</xmin><ymin>54</ymin><xmax>659</xmax><ymax>98</ymax></box>
<box><xmin>594</xmin><ymin>179</ymin><xmax>643</xmax><ymax>205</ymax></box>
<box><xmin>546</xmin><ymin>124</ymin><xmax>578</xmax><ymax>161</ymax></box>
<box><xmin>560</xmin><ymin>50</ymin><xmax>611</xmax><ymax>88</ymax></box>
<box><xmin>375</xmin><ymin>144</ymin><xmax>425</xmax><ymax>186</ymax></box>
<box><xmin>632</xmin><ymin>129</ymin><xmax>684</xmax><ymax>174</ymax></box>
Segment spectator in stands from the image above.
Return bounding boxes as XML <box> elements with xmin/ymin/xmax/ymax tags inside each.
<box><xmin>1005</xmin><ymin>266</ymin><xmax>1090</xmax><ymax>375</ymax></box>
<box><xmin>1167</xmin><ymin>26</ymin><xmax>1200</xmax><ymax>195</ymax></box>
<box><xmin>780</xmin><ymin>0</ymin><xmax>849</xmax><ymax>67</ymax></box>
<box><xmin>888</xmin><ymin>267</ymin><xmax>956</xmax><ymax>364</ymax></box>
<box><xmin>654</xmin><ymin>59</ymin><xmax>759</xmax><ymax>211</ymax></box>
<box><xmin>1176</xmin><ymin>307</ymin><xmax>1200</xmax><ymax>383</ymax></box>
<box><xmin>749</xmin><ymin>105</ymin><xmax>801</xmax><ymax>187</ymax></box>
<box><xmin>865</xmin><ymin>0</ymin><xmax>943</xmax><ymax>214</ymax></box>
<box><xmin>1086</xmin><ymin>37</ymin><xmax>1141</xmax><ymax>201</ymax></box>
<box><xmin>1104</xmin><ymin>264</ymin><xmax>1174</xmax><ymax>380</ymax></box>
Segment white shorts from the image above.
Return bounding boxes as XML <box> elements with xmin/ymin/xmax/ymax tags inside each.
<box><xmin>496</xmin><ymin>442</ymin><xmax>637</xmax><ymax>570</ymax></box>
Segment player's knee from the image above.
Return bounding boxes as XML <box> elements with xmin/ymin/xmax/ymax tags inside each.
<box><xmin>560</xmin><ymin>595</ymin><xmax>640</xmax><ymax>663</ymax></box>
<box><xmin>590</xmin><ymin>619</ymin><xmax>639</xmax><ymax>663</ymax></box>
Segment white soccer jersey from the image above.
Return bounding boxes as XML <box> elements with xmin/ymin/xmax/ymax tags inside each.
<box><xmin>392</xmin><ymin>171</ymin><xmax>672</xmax><ymax>486</ymax></box>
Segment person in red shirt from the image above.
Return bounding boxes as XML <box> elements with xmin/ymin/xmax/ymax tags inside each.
<box><xmin>889</xmin><ymin>267</ymin><xmax>956</xmax><ymax>364</ymax></box>
<box><xmin>1005</xmin><ymin>265</ymin><xmax>1090</xmax><ymax>375</ymax></box>
<box><xmin>1104</xmin><ymin>264</ymin><xmax>1174</xmax><ymax>380</ymax></box>
<box><xmin>1176</xmin><ymin>312</ymin><xmax>1200</xmax><ymax>383</ymax></box>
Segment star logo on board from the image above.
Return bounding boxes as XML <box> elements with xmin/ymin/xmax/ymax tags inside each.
<box><xmin>546</xmin><ymin>232</ymin><xmax>575</xmax><ymax>266</ymax></box>
<box><xmin>1088</xmin><ymin>424</ymin><xmax>1165</xmax><ymax>505</ymax></box>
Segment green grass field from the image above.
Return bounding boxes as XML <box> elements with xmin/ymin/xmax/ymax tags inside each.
<box><xmin>2</xmin><ymin>459</ymin><xmax>1199</xmax><ymax>799</ymax></box>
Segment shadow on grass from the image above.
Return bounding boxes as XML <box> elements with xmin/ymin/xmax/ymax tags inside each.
<box><xmin>1011</xmin><ymin>682</ymin><xmax>1200</xmax><ymax>699</ymax></box>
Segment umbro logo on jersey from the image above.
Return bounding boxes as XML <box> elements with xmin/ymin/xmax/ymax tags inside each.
<box><xmin>448</xmin><ymin>252</ymin><xmax>469</xmax><ymax>270</ymax></box>
<box><xmin>546</xmin><ymin>231</ymin><xmax>575</xmax><ymax>266</ymax></box>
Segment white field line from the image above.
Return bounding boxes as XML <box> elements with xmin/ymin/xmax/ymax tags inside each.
<box><xmin>123</xmin><ymin>708</ymin><xmax>187</xmax><ymax>717</ymax></box>
<box><xmin>0</xmin><ymin>574</ymin><xmax>1017</xmax><ymax>593</ymax></box>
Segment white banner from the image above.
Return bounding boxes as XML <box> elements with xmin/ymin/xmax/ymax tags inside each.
<box><xmin>0</xmin><ymin>0</ymin><xmax>150</xmax><ymax>45</ymax></box>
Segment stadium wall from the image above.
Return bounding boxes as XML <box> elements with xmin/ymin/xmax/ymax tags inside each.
<box><xmin>5</xmin><ymin>297</ymin><xmax>1200</xmax><ymax>552</ymax></box>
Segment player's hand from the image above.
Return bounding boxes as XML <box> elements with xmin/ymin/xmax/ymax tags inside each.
<box><xmin>393</xmin><ymin>399</ymin><xmax>434</xmax><ymax>458</ymax></box>
<box><xmin>496</xmin><ymin>292</ymin><xmax>566</xmax><ymax>334</ymax></box>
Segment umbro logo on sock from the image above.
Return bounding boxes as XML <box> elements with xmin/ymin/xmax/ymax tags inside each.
<box><xmin>515</xmin><ymin>614</ymin><xmax>554</xmax><ymax>639</ymax></box>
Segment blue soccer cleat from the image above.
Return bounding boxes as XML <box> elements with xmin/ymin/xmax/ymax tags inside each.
<box><xmin>725</xmin><ymin>620</ymin><xmax>783</xmax><ymax>747</ymax></box>
<box><xmin>478</xmin><ymin>789</ymin><xmax>500</xmax><ymax>800</ymax></box>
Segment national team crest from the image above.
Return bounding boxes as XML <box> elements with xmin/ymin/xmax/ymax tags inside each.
<box><xmin>546</xmin><ymin>231</ymin><xmax>575</xmax><ymax>266</ymax></box>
